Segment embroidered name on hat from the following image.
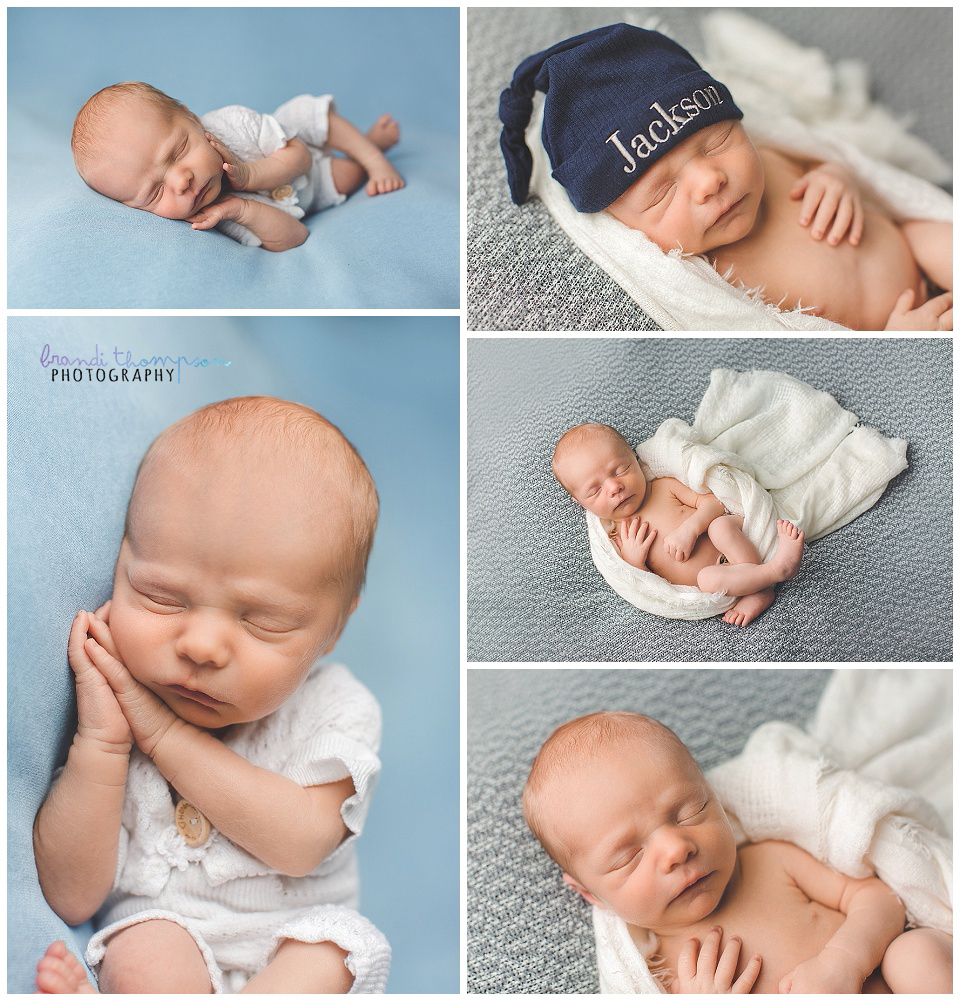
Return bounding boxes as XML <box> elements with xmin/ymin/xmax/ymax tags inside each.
<box><xmin>605</xmin><ymin>86</ymin><xmax>725</xmax><ymax>173</ymax></box>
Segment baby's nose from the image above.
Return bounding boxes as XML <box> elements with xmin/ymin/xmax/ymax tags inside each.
<box><xmin>175</xmin><ymin>613</ymin><xmax>230</xmax><ymax>669</ymax></box>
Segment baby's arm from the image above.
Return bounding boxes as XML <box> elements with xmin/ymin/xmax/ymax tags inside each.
<box><xmin>663</xmin><ymin>480</ymin><xmax>725</xmax><ymax>562</ymax></box>
<box><xmin>189</xmin><ymin>196</ymin><xmax>308</xmax><ymax>252</ymax></box>
<box><xmin>33</xmin><ymin>611</ymin><xmax>132</xmax><ymax>925</ymax></box>
<box><xmin>84</xmin><ymin>622</ymin><xmax>353</xmax><ymax>877</ymax></box>
<box><xmin>775</xmin><ymin>841</ymin><xmax>905</xmax><ymax>994</ymax></box>
<box><xmin>207</xmin><ymin>134</ymin><xmax>313</xmax><ymax>194</ymax></box>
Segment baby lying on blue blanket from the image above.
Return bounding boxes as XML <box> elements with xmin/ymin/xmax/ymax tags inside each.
<box><xmin>73</xmin><ymin>83</ymin><xmax>404</xmax><ymax>251</ymax></box>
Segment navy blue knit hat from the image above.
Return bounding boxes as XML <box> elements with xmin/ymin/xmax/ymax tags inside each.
<box><xmin>500</xmin><ymin>23</ymin><xmax>743</xmax><ymax>212</ymax></box>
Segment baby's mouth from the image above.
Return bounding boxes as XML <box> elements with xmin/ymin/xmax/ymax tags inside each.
<box><xmin>168</xmin><ymin>684</ymin><xmax>226</xmax><ymax>708</ymax></box>
<box><xmin>713</xmin><ymin>196</ymin><xmax>746</xmax><ymax>227</ymax></box>
<box><xmin>193</xmin><ymin>180</ymin><xmax>212</xmax><ymax>211</ymax></box>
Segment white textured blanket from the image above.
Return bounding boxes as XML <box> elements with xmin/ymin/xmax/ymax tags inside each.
<box><xmin>527</xmin><ymin>11</ymin><xmax>953</xmax><ymax>331</ymax></box>
<box><xmin>595</xmin><ymin>669</ymin><xmax>953</xmax><ymax>993</ymax></box>
<box><xmin>588</xmin><ymin>369</ymin><xmax>908</xmax><ymax>619</ymax></box>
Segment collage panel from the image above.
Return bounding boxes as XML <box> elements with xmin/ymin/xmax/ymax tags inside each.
<box><xmin>9</xmin><ymin>6</ymin><xmax>458</xmax><ymax>309</ymax></box>
<box><xmin>467</xmin><ymin>667</ymin><xmax>952</xmax><ymax>993</ymax></box>
<box><xmin>469</xmin><ymin>7</ymin><xmax>951</xmax><ymax>332</ymax></box>
<box><xmin>467</xmin><ymin>337</ymin><xmax>951</xmax><ymax>662</ymax></box>
<box><xmin>9</xmin><ymin>318</ymin><xmax>458</xmax><ymax>993</ymax></box>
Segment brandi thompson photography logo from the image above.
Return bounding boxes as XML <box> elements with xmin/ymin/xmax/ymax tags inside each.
<box><xmin>40</xmin><ymin>344</ymin><xmax>232</xmax><ymax>385</ymax></box>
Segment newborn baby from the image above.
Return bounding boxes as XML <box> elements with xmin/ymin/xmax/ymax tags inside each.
<box><xmin>524</xmin><ymin>711</ymin><xmax>952</xmax><ymax>993</ymax></box>
<box><xmin>500</xmin><ymin>24</ymin><xmax>952</xmax><ymax>330</ymax></box>
<box><xmin>552</xmin><ymin>423</ymin><xmax>803</xmax><ymax>626</ymax></box>
<box><xmin>33</xmin><ymin>397</ymin><xmax>390</xmax><ymax>993</ymax></box>
<box><xmin>73</xmin><ymin>82</ymin><xmax>404</xmax><ymax>251</ymax></box>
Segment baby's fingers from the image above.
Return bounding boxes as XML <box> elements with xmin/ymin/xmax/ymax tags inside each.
<box><xmin>86</xmin><ymin>612</ymin><xmax>120</xmax><ymax>660</ymax></box>
<box><xmin>825</xmin><ymin>196</ymin><xmax>856</xmax><ymax>246</ymax></box>
<box><xmin>696</xmin><ymin>926</ymin><xmax>722</xmax><ymax>977</ymax></box>
<box><xmin>809</xmin><ymin>189</ymin><xmax>841</xmax><ymax>241</ymax></box>
<box><xmin>732</xmin><ymin>953</ymin><xmax>762</xmax><ymax>994</ymax></box>
<box><xmin>67</xmin><ymin>611</ymin><xmax>94</xmax><ymax>673</ymax></box>
<box><xmin>677</xmin><ymin>936</ymin><xmax>701</xmax><ymax>984</ymax></box>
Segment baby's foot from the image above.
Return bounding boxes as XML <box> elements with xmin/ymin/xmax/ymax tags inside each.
<box><xmin>366</xmin><ymin>114</ymin><xmax>400</xmax><ymax>152</ymax></box>
<box><xmin>722</xmin><ymin>588</ymin><xmax>775</xmax><ymax>627</ymax></box>
<box><xmin>767</xmin><ymin>519</ymin><xmax>804</xmax><ymax>582</ymax></box>
<box><xmin>35</xmin><ymin>941</ymin><xmax>98</xmax><ymax>994</ymax></box>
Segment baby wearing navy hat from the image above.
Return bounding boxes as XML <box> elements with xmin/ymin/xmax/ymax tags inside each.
<box><xmin>500</xmin><ymin>24</ymin><xmax>951</xmax><ymax>330</ymax></box>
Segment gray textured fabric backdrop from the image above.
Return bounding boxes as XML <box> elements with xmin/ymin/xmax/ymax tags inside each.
<box><xmin>467</xmin><ymin>338</ymin><xmax>952</xmax><ymax>662</ymax></box>
<box><xmin>467</xmin><ymin>7</ymin><xmax>953</xmax><ymax>330</ymax></box>
<box><xmin>467</xmin><ymin>668</ymin><xmax>832</xmax><ymax>993</ymax></box>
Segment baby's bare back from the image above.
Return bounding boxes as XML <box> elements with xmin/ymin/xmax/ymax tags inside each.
<box><xmin>710</xmin><ymin>149</ymin><xmax>923</xmax><ymax>330</ymax></box>
<box><xmin>633</xmin><ymin>477</ymin><xmax>721</xmax><ymax>587</ymax></box>
<box><xmin>649</xmin><ymin>842</ymin><xmax>889</xmax><ymax>994</ymax></box>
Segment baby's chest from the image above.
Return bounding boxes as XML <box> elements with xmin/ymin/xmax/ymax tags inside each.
<box><xmin>712</xmin><ymin>166</ymin><xmax>919</xmax><ymax>329</ymax></box>
<box><xmin>643</xmin><ymin>481</ymin><xmax>692</xmax><ymax>531</ymax></box>
<box><xmin>661</xmin><ymin>865</ymin><xmax>844</xmax><ymax>992</ymax></box>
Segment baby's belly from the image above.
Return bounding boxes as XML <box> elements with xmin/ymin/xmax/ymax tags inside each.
<box><xmin>644</xmin><ymin>511</ymin><xmax>721</xmax><ymax>587</ymax></box>
<box><xmin>719</xmin><ymin>206</ymin><xmax>923</xmax><ymax>331</ymax></box>
<box><xmin>808</xmin><ymin>208</ymin><xmax>923</xmax><ymax>329</ymax></box>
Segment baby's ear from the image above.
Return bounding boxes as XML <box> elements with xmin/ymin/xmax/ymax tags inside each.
<box><xmin>562</xmin><ymin>872</ymin><xmax>605</xmax><ymax>909</ymax></box>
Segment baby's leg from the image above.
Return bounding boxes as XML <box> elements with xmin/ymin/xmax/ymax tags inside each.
<box><xmin>35</xmin><ymin>941</ymin><xmax>96</xmax><ymax>994</ymax></box>
<box><xmin>880</xmin><ymin>927</ymin><xmax>951</xmax><ymax>994</ymax></box>
<box><xmin>698</xmin><ymin>519</ymin><xmax>803</xmax><ymax>599</ymax></box>
<box><xmin>901</xmin><ymin>220</ymin><xmax>952</xmax><ymax>292</ymax></box>
<box><xmin>96</xmin><ymin>919</ymin><xmax>213</xmax><ymax>993</ymax></box>
<box><xmin>239</xmin><ymin>939</ymin><xmax>354</xmax><ymax>994</ymax></box>
<box><xmin>329</xmin><ymin>115</ymin><xmax>403</xmax><ymax>197</ymax></box>
<box><xmin>706</xmin><ymin>515</ymin><xmax>776</xmax><ymax>627</ymax></box>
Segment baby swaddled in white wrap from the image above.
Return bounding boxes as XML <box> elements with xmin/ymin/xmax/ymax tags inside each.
<box><xmin>585</xmin><ymin>368</ymin><xmax>908</xmax><ymax>621</ymax></box>
<box><xmin>592</xmin><ymin>669</ymin><xmax>952</xmax><ymax>993</ymax></box>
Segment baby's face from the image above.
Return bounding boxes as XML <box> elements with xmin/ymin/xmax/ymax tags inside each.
<box><xmin>552</xmin><ymin>738</ymin><xmax>736</xmax><ymax>934</ymax></box>
<box><xmin>85</xmin><ymin>98</ymin><xmax>224</xmax><ymax>220</ymax></box>
<box><xmin>557</xmin><ymin>437</ymin><xmax>647</xmax><ymax>521</ymax></box>
<box><xmin>107</xmin><ymin>450</ymin><xmax>356</xmax><ymax>729</ymax></box>
<box><xmin>605</xmin><ymin>121</ymin><xmax>764</xmax><ymax>255</ymax></box>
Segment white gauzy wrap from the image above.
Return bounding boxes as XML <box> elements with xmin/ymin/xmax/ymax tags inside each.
<box><xmin>527</xmin><ymin>10</ymin><xmax>953</xmax><ymax>330</ymax></box>
<box><xmin>587</xmin><ymin>369</ymin><xmax>907</xmax><ymax>619</ymax></box>
<box><xmin>595</xmin><ymin>669</ymin><xmax>953</xmax><ymax>993</ymax></box>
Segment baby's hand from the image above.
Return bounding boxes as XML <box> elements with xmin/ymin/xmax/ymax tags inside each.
<box><xmin>778</xmin><ymin>947</ymin><xmax>863</xmax><ymax>994</ymax></box>
<box><xmin>790</xmin><ymin>163</ymin><xmax>864</xmax><ymax>246</ymax></box>
<box><xmin>676</xmin><ymin>926</ymin><xmax>762</xmax><ymax>994</ymax></box>
<box><xmin>616</xmin><ymin>517</ymin><xmax>657</xmax><ymax>570</ymax></box>
<box><xmin>68</xmin><ymin>606</ymin><xmax>131</xmax><ymax>751</ymax></box>
<box><xmin>884</xmin><ymin>288</ymin><xmax>952</xmax><ymax>331</ymax></box>
<box><xmin>663</xmin><ymin>522</ymin><xmax>699</xmax><ymax>563</ymax></box>
<box><xmin>82</xmin><ymin>631</ymin><xmax>183</xmax><ymax>759</ymax></box>
<box><xmin>205</xmin><ymin>133</ymin><xmax>252</xmax><ymax>191</ymax></box>
<box><xmin>188</xmin><ymin>194</ymin><xmax>246</xmax><ymax>231</ymax></box>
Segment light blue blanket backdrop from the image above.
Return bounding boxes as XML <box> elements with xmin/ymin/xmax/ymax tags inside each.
<box><xmin>8</xmin><ymin>7</ymin><xmax>459</xmax><ymax>308</ymax></box>
<box><xmin>8</xmin><ymin>317</ymin><xmax>459</xmax><ymax>993</ymax></box>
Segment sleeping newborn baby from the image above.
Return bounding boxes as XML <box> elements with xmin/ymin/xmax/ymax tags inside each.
<box><xmin>524</xmin><ymin>711</ymin><xmax>952</xmax><ymax>993</ymax></box>
<box><xmin>33</xmin><ymin>396</ymin><xmax>389</xmax><ymax>993</ymax></box>
<box><xmin>552</xmin><ymin>423</ymin><xmax>803</xmax><ymax>626</ymax></box>
<box><xmin>72</xmin><ymin>82</ymin><xmax>404</xmax><ymax>251</ymax></box>
<box><xmin>500</xmin><ymin>24</ymin><xmax>952</xmax><ymax>330</ymax></box>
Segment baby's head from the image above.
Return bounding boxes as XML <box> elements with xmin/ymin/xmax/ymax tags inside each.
<box><xmin>500</xmin><ymin>23</ymin><xmax>763</xmax><ymax>255</ymax></box>
<box><xmin>524</xmin><ymin>711</ymin><xmax>736</xmax><ymax>933</ymax></box>
<box><xmin>107</xmin><ymin>396</ymin><xmax>378</xmax><ymax>729</ymax></box>
<box><xmin>552</xmin><ymin>423</ymin><xmax>647</xmax><ymax>521</ymax></box>
<box><xmin>72</xmin><ymin>81</ymin><xmax>224</xmax><ymax>219</ymax></box>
